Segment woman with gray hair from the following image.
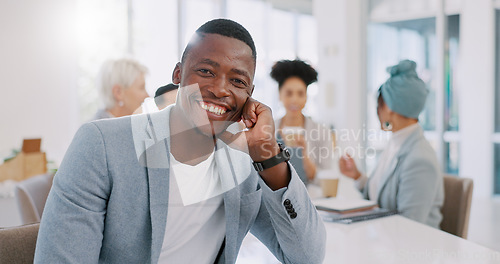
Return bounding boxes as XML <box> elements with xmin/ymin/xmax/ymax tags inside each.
<box><xmin>93</xmin><ymin>58</ymin><xmax>149</xmax><ymax>120</ymax></box>
<box><xmin>339</xmin><ymin>60</ymin><xmax>444</xmax><ymax>229</ymax></box>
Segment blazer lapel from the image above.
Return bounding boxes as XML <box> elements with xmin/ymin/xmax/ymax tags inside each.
<box><xmin>375</xmin><ymin>127</ymin><xmax>423</xmax><ymax>202</ymax></box>
<box><xmin>144</xmin><ymin>138</ymin><xmax>170</xmax><ymax>263</ymax></box>
<box><xmin>215</xmin><ymin>143</ymin><xmax>244</xmax><ymax>264</ymax></box>
<box><xmin>375</xmin><ymin>156</ymin><xmax>399</xmax><ymax>202</ymax></box>
<box><xmin>143</xmin><ymin>109</ymin><xmax>172</xmax><ymax>263</ymax></box>
<box><xmin>222</xmin><ymin>187</ymin><xmax>240</xmax><ymax>263</ymax></box>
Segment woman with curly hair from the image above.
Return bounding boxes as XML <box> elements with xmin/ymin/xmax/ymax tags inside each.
<box><xmin>271</xmin><ymin>59</ymin><xmax>334</xmax><ymax>185</ymax></box>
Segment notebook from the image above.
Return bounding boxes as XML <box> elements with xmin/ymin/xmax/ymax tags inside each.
<box><xmin>313</xmin><ymin>198</ymin><xmax>377</xmax><ymax>214</ymax></box>
<box><xmin>318</xmin><ymin>208</ymin><xmax>399</xmax><ymax>224</ymax></box>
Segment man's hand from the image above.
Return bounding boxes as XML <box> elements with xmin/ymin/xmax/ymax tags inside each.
<box><xmin>240</xmin><ymin>98</ymin><xmax>281</xmax><ymax>161</ymax></box>
<box><xmin>218</xmin><ymin>98</ymin><xmax>280</xmax><ymax>160</ymax></box>
<box><xmin>219</xmin><ymin>98</ymin><xmax>290</xmax><ymax>190</ymax></box>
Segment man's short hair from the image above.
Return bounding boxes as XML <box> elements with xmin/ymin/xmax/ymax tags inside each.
<box><xmin>154</xmin><ymin>83</ymin><xmax>179</xmax><ymax>98</ymax></box>
<box><xmin>181</xmin><ymin>19</ymin><xmax>257</xmax><ymax>63</ymax></box>
<box><xmin>154</xmin><ymin>83</ymin><xmax>178</xmax><ymax>106</ymax></box>
<box><xmin>97</xmin><ymin>58</ymin><xmax>148</xmax><ymax>109</ymax></box>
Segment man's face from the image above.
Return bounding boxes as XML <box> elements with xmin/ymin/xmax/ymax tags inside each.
<box><xmin>173</xmin><ymin>33</ymin><xmax>255</xmax><ymax>137</ymax></box>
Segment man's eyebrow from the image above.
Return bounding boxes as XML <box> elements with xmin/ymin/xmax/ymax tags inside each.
<box><xmin>231</xmin><ymin>68</ymin><xmax>250</xmax><ymax>80</ymax></box>
<box><xmin>197</xmin><ymin>58</ymin><xmax>220</xmax><ymax>68</ymax></box>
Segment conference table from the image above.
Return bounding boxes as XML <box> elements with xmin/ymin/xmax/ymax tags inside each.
<box><xmin>237</xmin><ymin>179</ymin><xmax>500</xmax><ymax>264</ymax></box>
<box><xmin>321</xmin><ymin>214</ymin><xmax>499</xmax><ymax>263</ymax></box>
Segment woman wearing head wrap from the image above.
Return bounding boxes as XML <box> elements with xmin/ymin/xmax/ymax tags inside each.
<box><xmin>271</xmin><ymin>59</ymin><xmax>334</xmax><ymax>185</ymax></box>
<box><xmin>339</xmin><ymin>60</ymin><xmax>444</xmax><ymax>228</ymax></box>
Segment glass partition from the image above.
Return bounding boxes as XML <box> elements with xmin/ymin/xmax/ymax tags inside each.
<box><xmin>445</xmin><ymin>142</ymin><xmax>459</xmax><ymax>174</ymax></box>
<box><xmin>366</xmin><ymin>17</ymin><xmax>436</xmax><ymax>173</ymax></box>
<box><xmin>494</xmin><ymin>10</ymin><xmax>500</xmax><ymax>194</ymax></box>
<box><xmin>443</xmin><ymin>14</ymin><xmax>460</xmax><ymax>175</ymax></box>
<box><xmin>495</xmin><ymin>143</ymin><xmax>500</xmax><ymax>194</ymax></box>
<box><xmin>445</xmin><ymin>15</ymin><xmax>460</xmax><ymax>132</ymax></box>
<box><xmin>367</xmin><ymin>18</ymin><xmax>437</xmax><ymax>132</ymax></box>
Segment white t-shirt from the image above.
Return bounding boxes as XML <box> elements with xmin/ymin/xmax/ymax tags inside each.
<box><xmin>158</xmin><ymin>150</ymin><xmax>226</xmax><ymax>264</ymax></box>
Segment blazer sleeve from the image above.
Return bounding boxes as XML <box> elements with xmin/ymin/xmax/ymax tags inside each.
<box><xmin>250</xmin><ymin>163</ymin><xmax>326</xmax><ymax>264</ymax></box>
<box><xmin>354</xmin><ymin>174</ymin><xmax>370</xmax><ymax>200</ymax></box>
<box><xmin>34</xmin><ymin>123</ymin><xmax>111</xmax><ymax>263</ymax></box>
<box><xmin>396</xmin><ymin>156</ymin><xmax>441</xmax><ymax>223</ymax></box>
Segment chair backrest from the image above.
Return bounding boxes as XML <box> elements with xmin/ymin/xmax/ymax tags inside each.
<box><xmin>14</xmin><ymin>173</ymin><xmax>54</xmax><ymax>225</ymax></box>
<box><xmin>440</xmin><ymin>175</ymin><xmax>473</xmax><ymax>239</ymax></box>
<box><xmin>0</xmin><ymin>223</ymin><xmax>40</xmax><ymax>264</ymax></box>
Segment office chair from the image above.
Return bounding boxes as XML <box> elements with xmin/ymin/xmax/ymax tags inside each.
<box><xmin>14</xmin><ymin>173</ymin><xmax>54</xmax><ymax>224</ymax></box>
<box><xmin>0</xmin><ymin>223</ymin><xmax>40</xmax><ymax>264</ymax></box>
<box><xmin>440</xmin><ymin>175</ymin><xmax>473</xmax><ymax>239</ymax></box>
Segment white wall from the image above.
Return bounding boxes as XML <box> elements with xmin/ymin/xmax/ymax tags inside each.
<box><xmin>0</xmin><ymin>1</ymin><xmax>79</xmax><ymax>166</ymax></box>
<box><xmin>458</xmin><ymin>0</ymin><xmax>495</xmax><ymax>197</ymax></box>
<box><xmin>314</xmin><ymin>0</ymin><xmax>366</xmax><ymax>161</ymax></box>
<box><xmin>133</xmin><ymin>0</ymin><xmax>180</xmax><ymax>94</ymax></box>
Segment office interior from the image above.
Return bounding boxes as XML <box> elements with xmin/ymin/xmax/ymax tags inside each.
<box><xmin>1</xmin><ymin>0</ymin><xmax>500</xmax><ymax>259</ymax></box>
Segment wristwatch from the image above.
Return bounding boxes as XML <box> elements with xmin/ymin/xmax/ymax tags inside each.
<box><xmin>252</xmin><ymin>143</ymin><xmax>291</xmax><ymax>172</ymax></box>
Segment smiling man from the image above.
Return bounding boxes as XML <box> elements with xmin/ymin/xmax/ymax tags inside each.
<box><xmin>35</xmin><ymin>19</ymin><xmax>326</xmax><ymax>264</ymax></box>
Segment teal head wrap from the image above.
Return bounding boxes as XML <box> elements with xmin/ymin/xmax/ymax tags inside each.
<box><xmin>380</xmin><ymin>60</ymin><xmax>428</xmax><ymax>119</ymax></box>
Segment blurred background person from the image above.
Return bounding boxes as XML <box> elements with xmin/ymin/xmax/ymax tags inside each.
<box><xmin>93</xmin><ymin>58</ymin><xmax>149</xmax><ymax>120</ymax></box>
<box><xmin>154</xmin><ymin>83</ymin><xmax>179</xmax><ymax>110</ymax></box>
<box><xmin>339</xmin><ymin>60</ymin><xmax>444</xmax><ymax>228</ymax></box>
<box><xmin>271</xmin><ymin>59</ymin><xmax>334</xmax><ymax>185</ymax></box>
<box><xmin>134</xmin><ymin>83</ymin><xmax>179</xmax><ymax>114</ymax></box>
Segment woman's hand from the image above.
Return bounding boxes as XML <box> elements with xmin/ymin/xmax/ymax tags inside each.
<box><xmin>339</xmin><ymin>154</ymin><xmax>362</xmax><ymax>180</ymax></box>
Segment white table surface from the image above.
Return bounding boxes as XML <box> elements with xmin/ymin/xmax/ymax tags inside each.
<box><xmin>323</xmin><ymin>215</ymin><xmax>500</xmax><ymax>264</ymax></box>
<box><xmin>238</xmin><ymin>178</ymin><xmax>500</xmax><ymax>264</ymax></box>
<box><xmin>238</xmin><ymin>214</ymin><xmax>500</xmax><ymax>264</ymax></box>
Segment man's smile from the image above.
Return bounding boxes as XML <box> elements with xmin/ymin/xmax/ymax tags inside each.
<box><xmin>199</xmin><ymin>101</ymin><xmax>228</xmax><ymax>115</ymax></box>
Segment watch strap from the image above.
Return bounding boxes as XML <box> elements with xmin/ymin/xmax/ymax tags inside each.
<box><xmin>252</xmin><ymin>143</ymin><xmax>290</xmax><ymax>172</ymax></box>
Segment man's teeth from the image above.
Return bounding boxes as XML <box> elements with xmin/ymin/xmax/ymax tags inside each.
<box><xmin>200</xmin><ymin>102</ymin><xmax>227</xmax><ymax>115</ymax></box>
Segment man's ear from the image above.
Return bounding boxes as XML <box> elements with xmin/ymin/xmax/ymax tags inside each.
<box><xmin>172</xmin><ymin>62</ymin><xmax>182</xmax><ymax>85</ymax></box>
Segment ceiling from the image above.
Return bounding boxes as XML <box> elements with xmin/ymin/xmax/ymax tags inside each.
<box><xmin>264</xmin><ymin>0</ymin><xmax>313</xmax><ymax>15</ymax></box>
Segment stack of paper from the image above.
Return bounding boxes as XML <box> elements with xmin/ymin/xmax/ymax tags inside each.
<box><xmin>313</xmin><ymin>198</ymin><xmax>398</xmax><ymax>224</ymax></box>
<box><xmin>313</xmin><ymin>198</ymin><xmax>377</xmax><ymax>214</ymax></box>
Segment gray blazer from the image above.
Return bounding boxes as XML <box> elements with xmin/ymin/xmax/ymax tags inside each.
<box><xmin>92</xmin><ymin>108</ymin><xmax>114</xmax><ymax>120</ymax></box>
<box><xmin>34</xmin><ymin>106</ymin><xmax>326</xmax><ymax>264</ymax></box>
<box><xmin>362</xmin><ymin>126</ymin><xmax>444</xmax><ymax>228</ymax></box>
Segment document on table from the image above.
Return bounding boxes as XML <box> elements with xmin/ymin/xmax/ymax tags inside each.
<box><xmin>313</xmin><ymin>198</ymin><xmax>377</xmax><ymax>213</ymax></box>
<box><xmin>312</xmin><ymin>198</ymin><xmax>398</xmax><ymax>224</ymax></box>
<box><xmin>318</xmin><ymin>208</ymin><xmax>398</xmax><ymax>224</ymax></box>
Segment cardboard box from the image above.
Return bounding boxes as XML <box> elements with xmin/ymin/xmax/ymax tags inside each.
<box><xmin>0</xmin><ymin>139</ymin><xmax>47</xmax><ymax>182</ymax></box>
